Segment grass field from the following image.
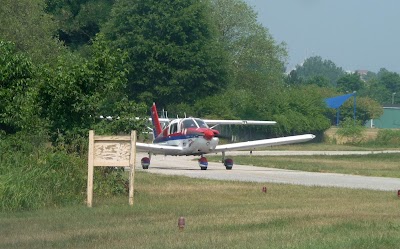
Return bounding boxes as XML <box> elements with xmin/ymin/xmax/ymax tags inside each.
<box><xmin>2</xmin><ymin>170</ymin><xmax>400</xmax><ymax>249</ymax></box>
<box><xmin>2</xmin><ymin>144</ymin><xmax>400</xmax><ymax>248</ymax></box>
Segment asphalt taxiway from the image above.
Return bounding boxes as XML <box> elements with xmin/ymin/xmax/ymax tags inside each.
<box><xmin>134</xmin><ymin>151</ymin><xmax>400</xmax><ymax>191</ymax></box>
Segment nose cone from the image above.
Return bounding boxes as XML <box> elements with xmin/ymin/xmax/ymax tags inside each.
<box><xmin>203</xmin><ymin>129</ymin><xmax>214</xmax><ymax>140</ymax></box>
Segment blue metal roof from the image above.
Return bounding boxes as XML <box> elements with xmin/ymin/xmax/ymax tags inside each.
<box><xmin>325</xmin><ymin>93</ymin><xmax>354</xmax><ymax>109</ymax></box>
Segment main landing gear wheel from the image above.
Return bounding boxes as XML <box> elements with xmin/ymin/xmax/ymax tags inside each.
<box><xmin>141</xmin><ymin>157</ymin><xmax>150</xmax><ymax>169</ymax></box>
<box><xmin>224</xmin><ymin>158</ymin><xmax>233</xmax><ymax>170</ymax></box>
<box><xmin>198</xmin><ymin>157</ymin><xmax>208</xmax><ymax>170</ymax></box>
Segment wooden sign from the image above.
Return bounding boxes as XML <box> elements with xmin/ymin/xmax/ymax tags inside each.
<box><xmin>87</xmin><ymin>130</ymin><xmax>137</xmax><ymax>207</ymax></box>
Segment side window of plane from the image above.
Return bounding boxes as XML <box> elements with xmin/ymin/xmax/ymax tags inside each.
<box><xmin>170</xmin><ymin>123</ymin><xmax>178</xmax><ymax>134</ymax></box>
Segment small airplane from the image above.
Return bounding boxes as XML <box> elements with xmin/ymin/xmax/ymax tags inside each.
<box><xmin>136</xmin><ymin>103</ymin><xmax>315</xmax><ymax>170</ymax></box>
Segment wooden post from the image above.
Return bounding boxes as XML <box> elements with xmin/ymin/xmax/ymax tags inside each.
<box><xmin>87</xmin><ymin>130</ymin><xmax>95</xmax><ymax>207</ymax></box>
<box><xmin>129</xmin><ymin>130</ymin><xmax>137</xmax><ymax>206</ymax></box>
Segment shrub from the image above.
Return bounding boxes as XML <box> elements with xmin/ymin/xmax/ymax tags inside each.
<box><xmin>0</xmin><ymin>148</ymin><xmax>87</xmax><ymax>211</ymax></box>
<box><xmin>336</xmin><ymin>118</ymin><xmax>366</xmax><ymax>144</ymax></box>
<box><xmin>372</xmin><ymin>129</ymin><xmax>400</xmax><ymax>146</ymax></box>
<box><xmin>0</xmin><ymin>132</ymin><xmax>130</xmax><ymax>211</ymax></box>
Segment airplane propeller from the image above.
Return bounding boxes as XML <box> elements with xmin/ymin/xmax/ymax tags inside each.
<box><xmin>186</xmin><ymin>129</ymin><xmax>230</xmax><ymax>140</ymax></box>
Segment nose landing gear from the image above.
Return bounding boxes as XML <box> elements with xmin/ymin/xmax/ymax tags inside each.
<box><xmin>198</xmin><ymin>156</ymin><xmax>208</xmax><ymax>170</ymax></box>
<box><xmin>141</xmin><ymin>157</ymin><xmax>150</xmax><ymax>169</ymax></box>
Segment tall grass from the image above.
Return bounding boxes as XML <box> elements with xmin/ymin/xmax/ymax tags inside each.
<box><xmin>369</xmin><ymin>129</ymin><xmax>400</xmax><ymax>147</ymax></box>
<box><xmin>0</xmin><ymin>132</ymin><xmax>128</xmax><ymax>211</ymax></box>
<box><xmin>0</xmin><ymin>132</ymin><xmax>87</xmax><ymax>211</ymax></box>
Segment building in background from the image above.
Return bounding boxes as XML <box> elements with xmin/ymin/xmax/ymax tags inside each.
<box><xmin>365</xmin><ymin>105</ymin><xmax>400</xmax><ymax>128</ymax></box>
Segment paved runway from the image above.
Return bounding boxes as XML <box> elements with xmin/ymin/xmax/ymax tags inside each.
<box><xmin>134</xmin><ymin>151</ymin><xmax>400</xmax><ymax>192</ymax></box>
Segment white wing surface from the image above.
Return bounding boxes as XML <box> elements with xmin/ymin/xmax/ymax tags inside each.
<box><xmin>136</xmin><ymin>142</ymin><xmax>183</xmax><ymax>155</ymax></box>
<box><xmin>203</xmin><ymin>120</ymin><xmax>276</xmax><ymax>126</ymax></box>
<box><xmin>213</xmin><ymin>134</ymin><xmax>315</xmax><ymax>152</ymax></box>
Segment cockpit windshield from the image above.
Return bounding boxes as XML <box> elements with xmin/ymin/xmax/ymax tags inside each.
<box><xmin>181</xmin><ymin>118</ymin><xmax>209</xmax><ymax>129</ymax></box>
<box><xmin>195</xmin><ymin>119</ymin><xmax>208</xmax><ymax>128</ymax></box>
<box><xmin>182</xmin><ymin>119</ymin><xmax>197</xmax><ymax>129</ymax></box>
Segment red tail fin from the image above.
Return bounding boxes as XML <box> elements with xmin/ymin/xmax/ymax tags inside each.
<box><xmin>150</xmin><ymin>103</ymin><xmax>162</xmax><ymax>137</ymax></box>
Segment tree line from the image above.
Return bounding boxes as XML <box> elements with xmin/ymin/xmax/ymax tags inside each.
<box><xmin>0</xmin><ymin>0</ymin><xmax>388</xmax><ymax>142</ymax></box>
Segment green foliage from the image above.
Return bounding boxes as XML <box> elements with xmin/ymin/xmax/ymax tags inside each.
<box><xmin>336</xmin><ymin>73</ymin><xmax>364</xmax><ymax>93</ymax></box>
<box><xmin>339</xmin><ymin>96</ymin><xmax>383</xmax><ymax>124</ymax></box>
<box><xmin>360</xmin><ymin>68</ymin><xmax>400</xmax><ymax>105</ymax></box>
<box><xmin>103</xmin><ymin>0</ymin><xmax>229</xmax><ymax>107</ymax></box>
<box><xmin>45</xmin><ymin>0</ymin><xmax>114</xmax><ymax>52</ymax></box>
<box><xmin>0</xmin><ymin>132</ymin><xmax>131</xmax><ymax>211</ymax></box>
<box><xmin>38</xmin><ymin>35</ymin><xmax>146</xmax><ymax>144</ymax></box>
<box><xmin>193</xmin><ymin>84</ymin><xmax>331</xmax><ymax>137</ymax></box>
<box><xmin>336</xmin><ymin>118</ymin><xmax>366</xmax><ymax>144</ymax></box>
<box><xmin>0</xmin><ymin>133</ymin><xmax>87</xmax><ymax>211</ymax></box>
<box><xmin>0</xmin><ymin>41</ymin><xmax>42</xmax><ymax>134</ymax></box>
<box><xmin>292</xmin><ymin>56</ymin><xmax>345</xmax><ymax>87</ymax></box>
<box><xmin>210</xmin><ymin>0</ymin><xmax>287</xmax><ymax>95</ymax></box>
<box><xmin>269</xmin><ymin>85</ymin><xmax>331</xmax><ymax>136</ymax></box>
<box><xmin>0</xmin><ymin>0</ymin><xmax>65</xmax><ymax>64</ymax></box>
<box><xmin>93</xmin><ymin>168</ymin><xmax>128</xmax><ymax>197</ymax></box>
<box><xmin>305</xmin><ymin>75</ymin><xmax>331</xmax><ymax>87</ymax></box>
<box><xmin>371</xmin><ymin>129</ymin><xmax>400</xmax><ymax>147</ymax></box>
<box><xmin>364</xmin><ymin>80</ymin><xmax>390</xmax><ymax>105</ymax></box>
<box><xmin>377</xmin><ymin>68</ymin><xmax>400</xmax><ymax>95</ymax></box>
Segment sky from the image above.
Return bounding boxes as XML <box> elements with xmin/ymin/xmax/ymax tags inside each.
<box><xmin>243</xmin><ymin>0</ymin><xmax>400</xmax><ymax>73</ymax></box>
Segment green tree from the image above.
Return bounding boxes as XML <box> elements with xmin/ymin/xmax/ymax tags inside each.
<box><xmin>285</xmin><ymin>69</ymin><xmax>303</xmax><ymax>85</ymax></box>
<box><xmin>340</xmin><ymin>96</ymin><xmax>383</xmax><ymax>125</ymax></box>
<box><xmin>270</xmin><ymin>85</ymin><xmax>331</xmax><ymax>136</ymax></box>
<box><xmin>0</xmin><ymin>41</ymin><xmax>41</xmax><ymax>134</ymax></box>
<box><xmin>305</xmin><ymin>75</ymin><xmax>331</xmax><ymax>87</ymax></box>
<box><xmin>365</xmin><ymin>81</ymin><xmax>390</xmax><ymax>104</ymax></box>
<box><xmin>292</xmin><ymin>56</ymin><xmax>345</xmax><ymax>87</ymax></box>
<box><xmin>45</xmin><ymin>0</ymin><xmax>114</xmax><ymax>52</ymax></box>
<box><xmin>210</xmin><ymin>0</ymin><xmax>287</xmax><ymax>94</ymax></box>
<box><xmin>377</xmin><ymin>68</ymin><xmax>400</xmax><ymax>102</ymax></box>
<box><xmin>0</xmin><ymin>0</ymin><xmax>65</xmax><ymax>64</ymax></box>
<box><xmin>37</xmin><ymin>35</ymin><xmax>146</xmax><ymax>143</ymax></box>
<box><xmin>336</xmin><ymin>73</ymin><xmax>364</xmax><ymax>93</ymax></box>
<box><xmin>102</xmin><ymin>0</ymin><xmax>229</xmax><ymax>108</ymax></box>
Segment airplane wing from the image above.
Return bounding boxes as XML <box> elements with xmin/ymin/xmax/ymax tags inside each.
<box><xmin>139</xmin><ymin>117</ymin><xmax>275</xmax><ymax>126</ymax></box>
<box><xmin>136</xmin><ymin>142</ymin><xmax>183</xmax><ymax>155</ymax></box>
<box><xmin>203</xmin><ymin>119</ymin><xmax>276</xmax><ymax>126</ymax></box>
<box><xmin>137</xmin><ymin>117</ymin><xmax>171</xmax><ymax>124</ymax></box>
<box><xmin>212</xmin><ymin>134</ymin><xmax>315</xmax><ymax>153</ymax></box>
